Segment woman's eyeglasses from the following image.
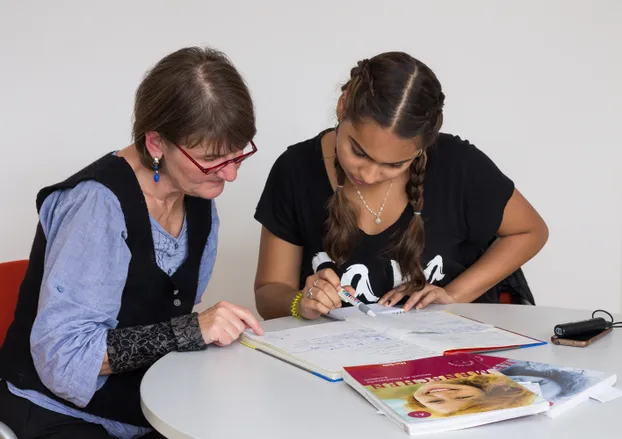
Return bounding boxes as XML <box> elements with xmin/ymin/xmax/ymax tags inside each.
<box><xmin>173</xmin><ymin>140</ymin><xmax>257</xmax><ymax>174</ymax></box>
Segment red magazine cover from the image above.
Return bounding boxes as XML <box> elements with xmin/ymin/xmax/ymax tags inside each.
<box><xmin>344</xmin><ymin>354</ymin><xmax>546</xmax><ymax>423</ymax></box>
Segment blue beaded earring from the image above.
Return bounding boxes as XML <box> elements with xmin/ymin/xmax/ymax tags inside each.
<box><xmin>153</xmin><ymin>157</ymin><xmax>160</xmax><ymax>183</ymax></box>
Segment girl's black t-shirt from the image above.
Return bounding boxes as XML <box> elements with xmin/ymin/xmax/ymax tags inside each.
<box><xmin>254</xmin><ymin>129</ymin><xmax>515</xmax><ymax>304</ymax></box>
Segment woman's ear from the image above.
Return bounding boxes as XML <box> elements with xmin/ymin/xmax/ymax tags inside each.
<box><xmin>144</xmin><ymin>131</ymin><xmax>165</xmax><ymax>160</ymax></box>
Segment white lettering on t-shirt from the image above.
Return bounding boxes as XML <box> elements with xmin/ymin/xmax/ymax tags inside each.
<box><xmin>424</xmin><ymin>255</ymin><xmax>445</xmax><ymax>284</ymax></box>
<box><xmin>311</xmin><ymin>252</ymin><xmax>445</xmax><ymax>301</ymax></box>
<box><xmin>340</xmin><ymin>264</ymin><xmax>378</xmax><ymax>302</ymax></box>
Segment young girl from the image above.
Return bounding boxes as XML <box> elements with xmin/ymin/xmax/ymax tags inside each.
<box><xmin>254</xmin><ymin>51</ymin><xmax>548</xmax><ymax>320</ymax></box>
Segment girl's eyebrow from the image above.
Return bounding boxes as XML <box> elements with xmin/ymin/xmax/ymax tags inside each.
<box><xmin>349</xmin><ymin>136</ymin><xmax>412</xmax><ymax>166</ymax></box>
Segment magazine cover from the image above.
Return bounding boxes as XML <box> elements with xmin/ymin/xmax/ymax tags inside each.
<box><xmin>344</xmin><ymin>354</ymin><xmax>545</xmax><ymax>422</ymax></box>
<box><xmin>472</xmin><ymin>354</ymin><xmax>617</xmax><ymax>415</ymax></box>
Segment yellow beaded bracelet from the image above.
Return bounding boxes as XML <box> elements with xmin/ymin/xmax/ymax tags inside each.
<box><xmin>291</xmin><ymin>292</ymin><xmax>303</xmax><ymax>319</ymax></box>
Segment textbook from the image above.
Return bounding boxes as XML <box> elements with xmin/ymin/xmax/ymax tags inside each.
<box><xmin>342</xmin><ymin>354</ymin><xmax>550</xmax><ymax>435</ymax></box>
<box><xmin>473</xmin><ymin>354</ymin><xmax>618</xmax><ymax>418</ymax></box>
<box><xmin>241</xmin><ymin>310</ymin><xmax>545</xmax><ymax>381</ymax></box>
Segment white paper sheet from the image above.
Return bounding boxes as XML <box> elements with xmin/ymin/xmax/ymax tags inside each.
<box><xmin>590</xmin><ymin>386</ymin><xmax>622</xmax><ymax>403</ymax></box>
<box><xmin>347</xmin><ymin>310</ymin><xmax>492</xmax><ymax>338</ymax></box>
<box><xmin>327</xmin><ymin>303</ymin><xmax>405</xmax><ymax>321</ymax></box>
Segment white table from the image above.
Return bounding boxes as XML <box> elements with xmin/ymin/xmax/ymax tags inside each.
<box><xmin>141</xmin><ymin>304</ymin><xmax>622</xmax><ymax>438</ymax></box>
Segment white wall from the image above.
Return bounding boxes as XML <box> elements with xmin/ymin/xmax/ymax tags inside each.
<box><xmin>1</xmin><ymin>0</ymin><xmax>621</xmax><ymax>316</ymax></box>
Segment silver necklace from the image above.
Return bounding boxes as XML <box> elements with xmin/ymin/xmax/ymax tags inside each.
<box><xmin>354</xmin><ymin>181</ymin><xmax>393</xmax><ymax>224</ymax></box>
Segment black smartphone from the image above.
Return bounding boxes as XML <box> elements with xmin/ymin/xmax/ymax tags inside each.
<box><xmin>551</xmin><ymin>327</ymin><xmax>613</xmax><ymax>347</ymax></box>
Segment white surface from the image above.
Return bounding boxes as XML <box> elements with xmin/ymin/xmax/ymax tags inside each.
<box><xmin>141</xmin><ymin>304</ymin><xmax>622</xmax><ymax>439</ymax></box>
<box><xmin>1</xmin><ymin>1</ymin><xmax>621</xmax><ymax>314</ymax></box>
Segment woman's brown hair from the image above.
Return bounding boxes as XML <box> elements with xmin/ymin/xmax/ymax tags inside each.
<box><xmin>324</xmin><ymin>52</ymin><xmax>445</xmax><ymax>294</ymax></box>
<box><xmin>132</xmin><ymin>46</ymin><xmax>256</xmax><ymax>169</ymax></box>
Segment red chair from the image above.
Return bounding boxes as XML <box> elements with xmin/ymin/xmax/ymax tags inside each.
<box><xmin>499</xmin><ymin>291</ymin><xmax>513</xmax><ymax>304</ymax></box>
<box><xmin>0</xmin><ymin>260</ymin><xmax>28</xmax><ymax>347</ymax></box>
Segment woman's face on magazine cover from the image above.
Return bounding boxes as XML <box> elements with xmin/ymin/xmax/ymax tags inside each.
<box><xmin>413</xmin><ymin>383</ymin><xmax>485</xmax><ymax>414</ymax></box>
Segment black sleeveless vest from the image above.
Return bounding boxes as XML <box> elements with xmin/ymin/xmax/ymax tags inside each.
<box><xmin>0</xmin><ymin>154</ymin><xmax>212</xmax><ymax>426</ymax></box>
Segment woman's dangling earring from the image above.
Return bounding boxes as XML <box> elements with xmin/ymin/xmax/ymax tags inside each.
<box><xmin>153</xmin><ymin>157</ymin><xmax>160</xmax><ymax>183</ymax></box>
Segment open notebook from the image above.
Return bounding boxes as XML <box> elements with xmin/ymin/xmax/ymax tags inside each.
<box><xmin>241</xmin><ymin>309</ymin><xmax>545</xmax><ymax>382</ymax></box>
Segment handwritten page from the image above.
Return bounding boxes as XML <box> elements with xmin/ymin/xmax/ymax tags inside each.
<box><xmin>347</xmin><ymin>310</ymin><xmax>492</xmax><ymax>337</ymax></box>
<box><xmin>248</xmin><ymin>321</ymin><xmax>439</xmax><ymax>372</ymax></box>
<box><xmin>343</xmin><ymin>314</ymin><xmax>417</xmax><ymax>339</ymax></box>
<box><xmin>403</xmin><ymin>327</ymin><xmax>538</xmax><ymax>353</ymax></box>
<box><xmin>327</xmin><ymin>303</ymin><xmax>404</xmax><ymax>321</ymax></box>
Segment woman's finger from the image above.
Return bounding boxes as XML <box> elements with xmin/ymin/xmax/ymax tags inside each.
<box><xmin>315</xmin><ymin>278</ymin><xmax>342</xmax><ymax>307</ymax></box>
<box><xmin>317</xmin><ymin>268</ymin><xmax>341</xmax><ymax>289</ymax></box>
<box><xmin>214</xmin><ymin>306</ymin><xmax>246</xmax><ymax>334</ymax></box>
<box><xmin>312</xmin><ymin>288</ymin><xmax>339</xmax><ymax>311</ymax></box>
<box><xmin>216</xmin><ymin>321</ymin><xmax>238</xmax><ymax>346</ymax></box>
<box><xmin>419</xmin><ymin>288</ymin><xmax>454</xmax><ymax>309</ymax></box>
<box><xmin>307</xmin><ymin>297</ymin><xmax>331</xmax><ymax>315</ymax></box>
<box><xmin>225</xmin><ymin>302</ymin><xmax>264</xmax><ymax>335</ymax></box>
<box><xmin>379</xmin><ymin>286</ymin><xmax>408</xmax><ymax>306</ymax></box>
<box><xmin>405</xmin><ymin>290</ymin><xmax>435</xmax><ymax>311</ymax></box>
<box><xmin>403</xmin><ymin>284</ymin><xmax>437</xmax><ymax>311</ymax></box>
<box><xmin>403</xmin><ymin>290</ymin><xmax>424</xmax><ymax>311</ymax></box>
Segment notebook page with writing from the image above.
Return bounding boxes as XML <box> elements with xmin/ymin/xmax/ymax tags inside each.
<box><xmin>346</xmin><ymin>310</ymin><xmax>493</xmax><ymax>338</ymax></box>
<box><xmin>402</xmin><ymin>328</ymin><xmax>542</xmax><ymax>354</ymax></box>
<box><xmin>243</xmin><ymin>321</ymin><xmax>438</xmax><ymax>374</ymax></box>
<box><xmin>327</xmin><ymin>304</ymin><xmax>404</xmax><ymax>321</ymax></box>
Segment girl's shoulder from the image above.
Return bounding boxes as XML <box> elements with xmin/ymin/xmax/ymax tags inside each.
<box><xmin>427</xmin><ymin>132</ymin><xmax>507</xmax><ymax>178</ymax></box>
<box><xmin>431</xmin><ymin>133</ymin><xmax>486</xmax><ymax>161</ymax></box>
<box><xmin>266</xmin><ymin>129</ymin><xmax>330</xmax><ymax>187</ymax></box>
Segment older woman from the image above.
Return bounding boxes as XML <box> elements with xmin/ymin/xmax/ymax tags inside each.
<box><xmin>0</xmin><ymin>46</ymin><xmax>263</xmax><ymax>439</ymax></box>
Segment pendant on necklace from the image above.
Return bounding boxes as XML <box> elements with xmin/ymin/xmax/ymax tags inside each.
<box><xmin>375</xmin><ymin>218</ymin><xmax>381</xmax><ymax>225</ymax></box>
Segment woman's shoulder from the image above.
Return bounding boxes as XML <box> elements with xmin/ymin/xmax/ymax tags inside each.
<box><xmin>39</xmin><ymin>180</ymin><xmax>124</xmax><ymax>226</ymax></box>
<box><xmin>48</xmin><ymin>179</ymin><xmax>120</xmax><ymax>206</ymax></box>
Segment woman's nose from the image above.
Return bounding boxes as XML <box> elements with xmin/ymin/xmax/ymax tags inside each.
<box><xmin>216</xmin><ymin>161</ymin><xmax>239</xmax><ymax>182</ymax></box>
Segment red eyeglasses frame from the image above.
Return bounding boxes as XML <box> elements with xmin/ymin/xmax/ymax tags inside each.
<box><xmin>173</xmin><ymin>140</ymin><xmax>258</xmax><ymax>174</ymax></box>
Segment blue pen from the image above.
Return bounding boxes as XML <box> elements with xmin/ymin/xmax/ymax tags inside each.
<box><xmin>338</xmin><ymin>289</ymin><xmax>377</xmax><ymax>317</ymax></box>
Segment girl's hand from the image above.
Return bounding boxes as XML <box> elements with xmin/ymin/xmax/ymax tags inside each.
<box><xmin>379</xmin><ymin>284</ymin><xmax>455</xmax><ymax>311</ymax></box>
<box><xmin>298</xmin><ymin>269</ymin><xmax>343</xmax><ymax>319</ymax></box>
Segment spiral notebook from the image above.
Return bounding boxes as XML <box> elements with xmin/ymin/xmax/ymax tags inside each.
<box><xmin>241</xmin><ymin>310</ymin><xmax>546</xmax><ymax>381</ymax></box>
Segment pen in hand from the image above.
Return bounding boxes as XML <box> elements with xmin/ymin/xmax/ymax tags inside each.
<box><xmin>337</xmin><ymin>288</ymin><xmax>377</xmax><ymax>317</ymax></box>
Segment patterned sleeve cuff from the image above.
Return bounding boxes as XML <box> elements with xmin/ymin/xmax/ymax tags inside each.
<box><xmin>107</xmin><ymin>313</ymin><xmax>206</xmax><ymax>374</ymax></box>
<box><xmin>171</xmin><ymin>312</ymin><xmax>207</xmax><ymax>352</ymax></box>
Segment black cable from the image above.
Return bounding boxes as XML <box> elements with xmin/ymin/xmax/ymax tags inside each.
<box><xmin>592</xmin><ymin>309</ymin><xmax>622</xmax><ymax>328</ymax></box>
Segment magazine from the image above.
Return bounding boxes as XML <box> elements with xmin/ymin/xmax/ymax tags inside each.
<box><xmin>342</xmin><ymin>354</ymin><xmax>549</xmax><ymax>435</ymax></box>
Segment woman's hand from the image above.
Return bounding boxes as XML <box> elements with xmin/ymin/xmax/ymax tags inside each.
<box><xmin>379</xmin><ymin>284</ymin><xmax>455</xmax><ymax>311</ymax></box>
<box><xmin>298</xmin><ymin>269</ymin><xmax>343</xmax><ymax>320</ymax></box>
<box><xmin>198</xmin><ymin>301</ymin><xmax>264</xmax><ymax>346</ymax></box>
